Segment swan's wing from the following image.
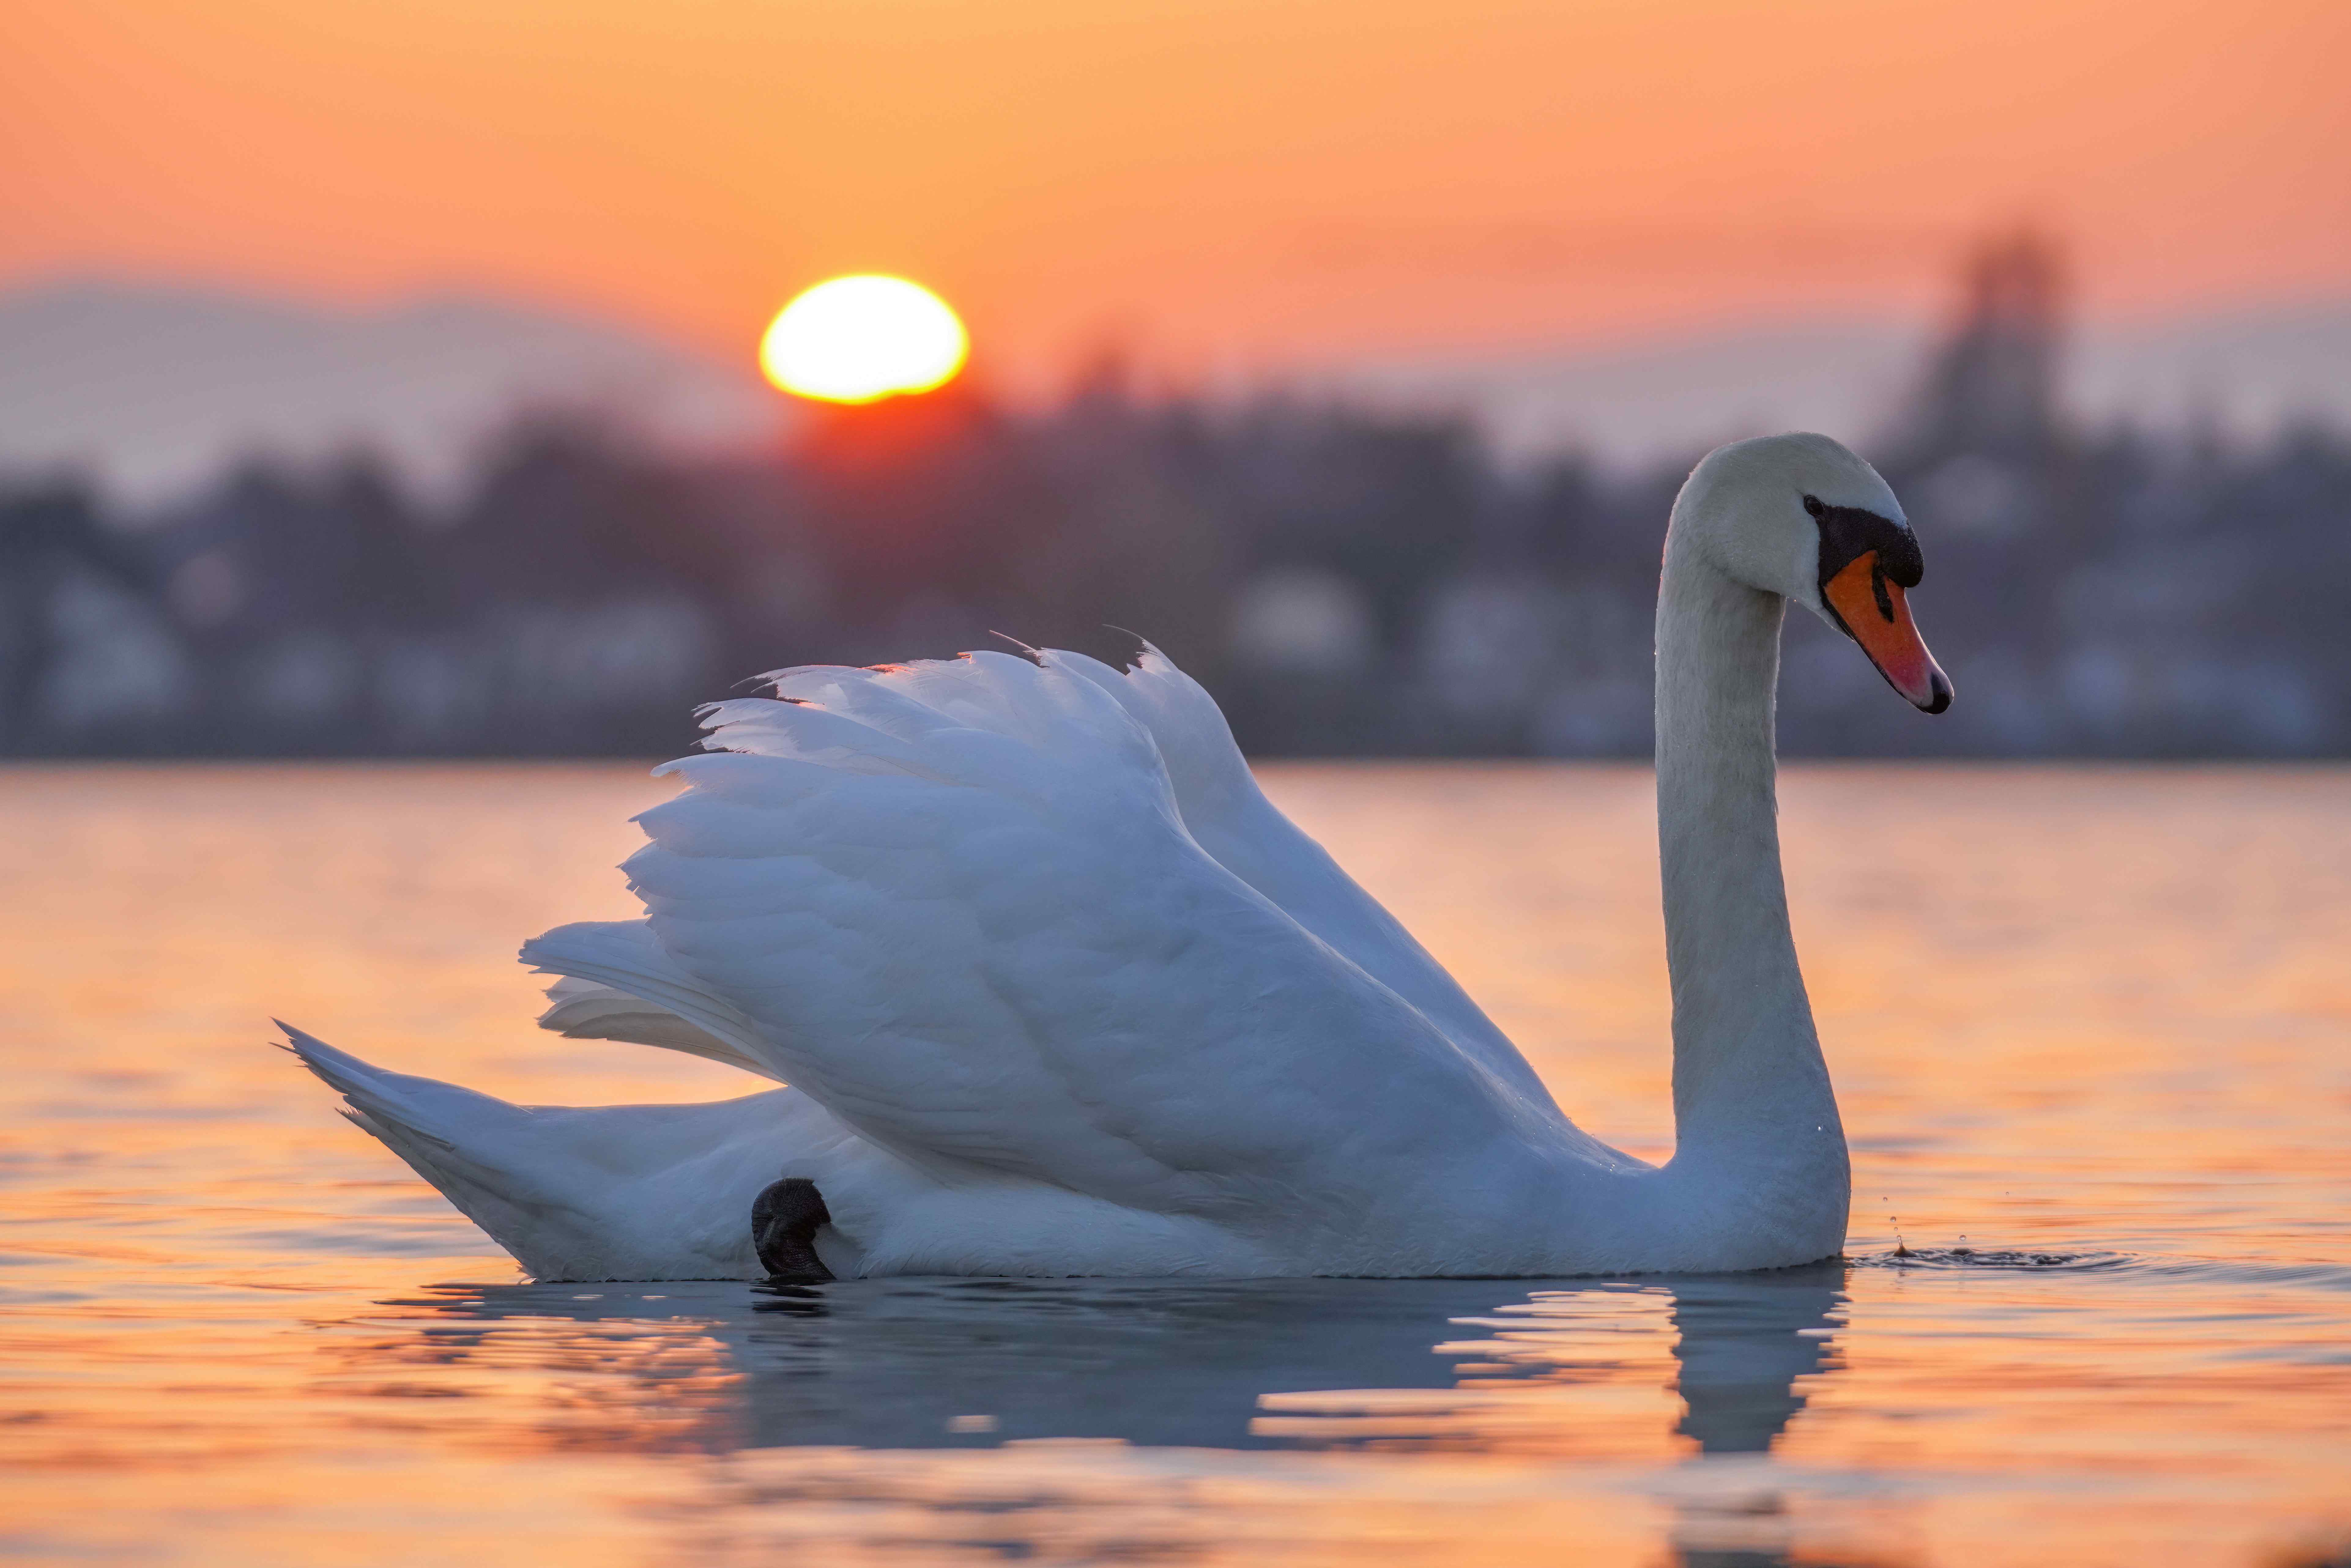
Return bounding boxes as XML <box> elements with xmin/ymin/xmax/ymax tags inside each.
<box><xmin>535</xmin><ymin>651</ymin><xmax>1561</xmax><ymax>1225</ymax></box>
<box><xmin>538</xmin><ymin>976</ymin><xmax>779</xmax><ymax>1078</ymax></box>
<box><xmin>764</xmin><ymin>645</ymin><xmax>1560</xmax><ymax>1111</ymax></box>
<box><xmin>524</xmin><ymin>918</ymin><xmax>782</xmax><ymax>1082</ymax></box>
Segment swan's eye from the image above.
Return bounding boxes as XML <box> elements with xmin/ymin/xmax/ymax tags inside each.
<box><xmin>1801</xmin><ymin>495</ymin><xmax>1826</xmax><ymax>519</ymax></box>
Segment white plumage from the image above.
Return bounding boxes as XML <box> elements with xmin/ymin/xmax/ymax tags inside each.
<box><xmin>290</xmin><ymin>432</ymin><xmax>1943</xmax><ymax>1281</ymax></box>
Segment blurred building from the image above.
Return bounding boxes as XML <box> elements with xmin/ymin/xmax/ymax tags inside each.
<box><xmin>1898</xmin><ymin>229</ymin><xmax>2067</xmax><ymax>468</ymax></box>
<box><xmin>1</xmin><ymin>235</ymin><xmax>2345</xmax><ymax>761</ymax></box>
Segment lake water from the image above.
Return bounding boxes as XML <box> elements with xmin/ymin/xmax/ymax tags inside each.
<box><xmin>2</xmin><ymin>762</ymin><xmax>2346</xmax><ymax>1567</ymax></box>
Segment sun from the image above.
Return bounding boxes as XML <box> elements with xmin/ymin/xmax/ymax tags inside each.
<box><xmin>759</xmin><ymin>275</ymin><xmax>968</xmax><ymax>404</ymax></box>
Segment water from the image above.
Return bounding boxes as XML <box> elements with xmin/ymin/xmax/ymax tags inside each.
<box><xmin>2</xmin><ymin>762</ymin><xmax>2346</xmax><ymax>1567</ymax></box>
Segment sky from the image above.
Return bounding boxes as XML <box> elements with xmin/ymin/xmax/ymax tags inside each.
<box><xmin>6</xmin><ymin>0</ymin><xmax>2348</xmax><ymax>395</ymax></box>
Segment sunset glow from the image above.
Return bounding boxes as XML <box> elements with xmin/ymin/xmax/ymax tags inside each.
<box><xmin>5</xmin><ymin>0</ymin><xmax>2345</xmax><ymax>391</ymax></box>
<box><xmin>760</xmin><ymin>276</ymin><xmax>968</xmax><ymax>404</ymax></box>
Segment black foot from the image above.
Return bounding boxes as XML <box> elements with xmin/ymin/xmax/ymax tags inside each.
<box><xmin>752</xmin><ymin>1177</ymin><xmax>836</xmax><ymax>1282</ymax></box>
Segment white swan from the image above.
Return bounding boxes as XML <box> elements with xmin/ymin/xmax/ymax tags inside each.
<box><xmin>288</xmin><ymin>431</ymin><xmax>1949</xmax><ymax>1281</ymax></box>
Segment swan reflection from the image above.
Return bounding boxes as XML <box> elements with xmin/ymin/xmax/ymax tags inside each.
<box><xmin>332</xmin><ymin>1266</ymin><xmax>1853</xmax><ymax>1563</ymax></box>
<box><xmin>1666</xmin><ymin>1270</ymin><xmax>1846</xmax><ymax>1455</ymax></box>
<box><xmin>343</xmin><ymin>1264</ymin><xmax>1842</xmax><ymax>1452</ymax></box>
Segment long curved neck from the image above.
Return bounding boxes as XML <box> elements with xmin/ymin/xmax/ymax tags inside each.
<box><xmin>1653</xmin><ymin>534</ymin><xmax>1846</xmax><ymax>1195</ymax></box>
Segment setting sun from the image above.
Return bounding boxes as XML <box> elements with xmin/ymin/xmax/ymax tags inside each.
<box><xmin>759</xmin><ymin>275</ymin><xmax>968</xmax><ymax>404</ymax></box>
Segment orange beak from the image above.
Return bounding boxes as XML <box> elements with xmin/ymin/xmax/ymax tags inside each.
<box><xmin>1823</xmin><ymin>552</ymin><xmax>1952</xmax><ymax>713</ymax></box>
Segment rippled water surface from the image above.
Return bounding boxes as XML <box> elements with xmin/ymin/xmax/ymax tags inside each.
<box><xmin>2</xmin><ymin>762</ymin><xmax>2346</xmax><ymax>1567</ymax></box>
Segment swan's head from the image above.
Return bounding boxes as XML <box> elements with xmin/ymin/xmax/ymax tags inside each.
<box><xmin>1674</xmin><ymin>432</ymin><xmax>1952</xmax><ymax>713</ymax></box>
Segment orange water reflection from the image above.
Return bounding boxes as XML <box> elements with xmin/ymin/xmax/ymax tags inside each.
<box><xmin>1</xmin><ymin>763</ymin><xmax>2346</xmax><ymax>1566</ymax></box>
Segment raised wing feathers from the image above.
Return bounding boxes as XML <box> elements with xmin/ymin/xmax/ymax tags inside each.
<box><xmin>601</xmin><ymin>651</ymin><xmax>1540</xmax><ymax>1228</ymax></box>
<box><xmin>1051</xmin><ymin>645</ymin><xmax>1560</xmax><ymax>1110</ymax></box>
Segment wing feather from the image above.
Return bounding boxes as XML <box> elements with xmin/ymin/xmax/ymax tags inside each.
<box><xmin>1056</xmin><ymin>644</ymin><xmax>1563</xmax><ymax>1110</ymax></box>
<box><xmin>587</xmin><ymin>652</ymin><xmax>1547</xmax><ymax>1229</ymax></box>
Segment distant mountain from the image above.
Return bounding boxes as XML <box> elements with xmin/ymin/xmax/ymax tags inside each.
<box><xmin>1315</xmin><ymin>301</ymin><xmax>2351</xmax><ymax>468</ymax></box>
<box><xmin>3</xmin><ymin>277</ymin><xmax>2344</xmax><ymax>507</ymax></box>
<box><xmin>0</xmin><ymin>278</ymin><xmax>784</xmax><ymax>508</ymax></box>
<box><xmin>1317</xmin><ymin>320</ymin><xmax>1926</xmax><ymax>468</ymax></box>
<box><xmin>2067</xmin><ymin>303</ymin><xmax>2351</xmax><ymax>442</ymax></box>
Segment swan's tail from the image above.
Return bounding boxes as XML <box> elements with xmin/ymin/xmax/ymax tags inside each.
<box><xmin>283</xmin><ymin>1023</ymin><xmax>559</xmax><ymax>1257</ymax></box>
<box><xmin>280</xmin><ymin>1022</ymin><xmax>818</xmax><ymax>1281</ymax></box>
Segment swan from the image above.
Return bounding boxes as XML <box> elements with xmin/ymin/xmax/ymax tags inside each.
<box><xmin>287</xmin><ymin>431</ymin><xmax>1949</xmax><ymax>1281</ymax></box>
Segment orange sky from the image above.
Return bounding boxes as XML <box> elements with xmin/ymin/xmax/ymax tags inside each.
<box><xmin>6</xmin><ymin>0</ymin><xmax>2347</xmax><ymax>392</ymax></box>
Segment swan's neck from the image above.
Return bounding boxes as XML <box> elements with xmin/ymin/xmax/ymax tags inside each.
<box><xmin>1653</xmin><ymin>540</ymin><xmax>1847</xmax><ymax>1205</ymax></box>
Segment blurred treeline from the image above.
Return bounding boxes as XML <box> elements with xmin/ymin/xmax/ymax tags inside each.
<box><xmin>3</xmin><ymin>238</ymin><xmax>2346</xmax><ymax>760</ymax></box>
